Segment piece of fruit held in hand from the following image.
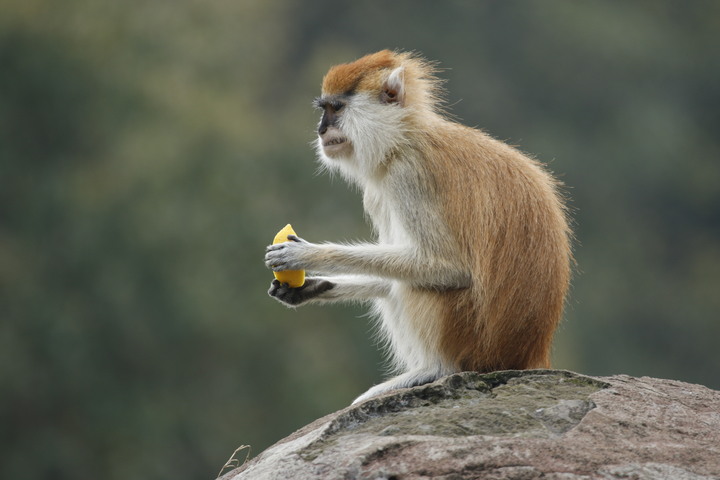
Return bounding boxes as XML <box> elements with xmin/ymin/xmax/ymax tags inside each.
<box><xmin>272</xmin><ymin>224</ymin><xmax>306</xmax><ymax>287</ymax></box>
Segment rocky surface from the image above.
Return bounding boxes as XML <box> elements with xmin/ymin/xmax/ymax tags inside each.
<box><xmin>220</xmin><ymin>370</ymin><xmax>720</xmax><ymax>480</ymax></box>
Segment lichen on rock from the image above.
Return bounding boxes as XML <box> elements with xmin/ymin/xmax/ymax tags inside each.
<box><xmin>304</xmin><ymin>370</ymin><xmax>605</xmax><ymax>459</ymax></box>
<box><xmin>220</xmin><ymin>370</ymin><xmax>720</xmax><ymax>480</ymax></box>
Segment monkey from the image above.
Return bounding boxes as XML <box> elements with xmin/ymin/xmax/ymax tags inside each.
<box><xmin>265</xmin><ymin>50</ymin><xmax>572</xmax><ymax>404</ymax></box>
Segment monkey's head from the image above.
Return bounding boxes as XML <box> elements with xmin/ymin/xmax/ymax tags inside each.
<box><xmin>314</xmin><ymin>50</ymin><xmax>442</xmax><ymax>182</ymax></box>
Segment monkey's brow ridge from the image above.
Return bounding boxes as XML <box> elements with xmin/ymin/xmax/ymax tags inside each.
<box><xmin>313</xmin><ymin>94</ymin><xmax>352</xmax><ymax>109</ymax></box>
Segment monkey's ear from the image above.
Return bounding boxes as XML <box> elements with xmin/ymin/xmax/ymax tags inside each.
<box><xmin>381</xmin><ymin>66</ymin><xmax>405</xmax><ymax>105</ymax></box>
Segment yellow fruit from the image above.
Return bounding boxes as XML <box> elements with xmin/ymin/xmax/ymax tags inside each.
<box><xmin>272</xmin><ymin>224</ymin><xmax>305</xmax><ymax>287</ymax></box>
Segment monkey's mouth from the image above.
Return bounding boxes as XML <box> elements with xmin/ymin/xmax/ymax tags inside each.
<box><xmin>320</xmin><ymin>129</ymin><xmax>351</xmax><ymax>157</ymax></box>
<box><xmin>323</xmin><ymin>137</ymin><xmax>347</xmax><ymax>147</ymax></box>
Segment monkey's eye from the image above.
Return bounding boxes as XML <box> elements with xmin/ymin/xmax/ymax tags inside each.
<box><xmin>331</xmin><ymin>102</ymin><xmax>345</xmax><ymax>112</ymax></box>
<box><xmin>381</xmin><ymin>88</ymin><xmax>398</xmax><ymax>104</ymax></box>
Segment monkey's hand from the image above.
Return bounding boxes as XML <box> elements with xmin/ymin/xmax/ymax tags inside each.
<box><xmin>265</xmin><ymin>234</ymin><xmax>315</xmax><ymax>272</ymax></box>
<box><xmin>268</xmin><ymin>277</ymin><xmax>335</xmax><ymax>307</ymax></box>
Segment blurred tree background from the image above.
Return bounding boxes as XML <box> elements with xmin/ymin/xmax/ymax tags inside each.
<box><xmin>1</xmin><ymin>1</ymin><xmax>719</xmax><ymax>478</ymax></box>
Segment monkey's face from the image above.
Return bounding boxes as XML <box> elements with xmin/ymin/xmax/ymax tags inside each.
<box><xmin>314</xmin><ymin>95</ymin><xmax>353</xmax><ymax>159</ymax></box>
<box><xmin>313</xmin><ymin>90</ymin><xmax>407</xmax><ymax>179</ymax></box>
<box><xmin>314</xmin><ymin>52</ymin><xmax>413</xmax><ymax>182</ymax></box>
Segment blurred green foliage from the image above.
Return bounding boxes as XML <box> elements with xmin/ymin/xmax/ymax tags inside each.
<box><xmin>1</xmin><ymin>1</ymin><xmax>719</xmax><ymax>479</ymax></box>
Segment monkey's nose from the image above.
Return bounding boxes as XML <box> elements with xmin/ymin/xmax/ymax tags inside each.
<box><xmin>318</xmin><ymin>124</ymin><xmax>328</xmax><ymax>135</ymax></box>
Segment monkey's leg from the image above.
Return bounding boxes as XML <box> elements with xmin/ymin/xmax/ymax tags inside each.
<box><xmin>268</xmin><ymin>275</ymin><xmax>391</xmax><ymax>307</ymax></box>
<box><xmin>352</xmin><ymin>368</ymin><xmax>445</xmax><ymax>404</ymax></box>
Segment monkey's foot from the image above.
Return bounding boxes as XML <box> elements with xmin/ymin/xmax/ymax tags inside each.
<box><xmin>352</xmin><ymin>368</ymin><xmax>447</xmax><ymax>404</ymax></box>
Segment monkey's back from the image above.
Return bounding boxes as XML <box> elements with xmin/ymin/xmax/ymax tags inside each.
<box><xmin>424</xmin><ymin>121</ymin><xmax>572</xmax><ymax>372</ymax></box>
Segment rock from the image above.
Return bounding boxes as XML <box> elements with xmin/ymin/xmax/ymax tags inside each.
<box><xmin>220</xmin><ymin>370</ymin><xmax>720</xmax><ymax>480</ymax></box>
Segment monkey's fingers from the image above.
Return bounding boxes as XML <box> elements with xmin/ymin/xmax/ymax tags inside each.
<box><xmin>268</xmin><ymin>279</ymin><xmax>282</xmax><ymax>296</ymax></box>
<box><xmin>264</xmin><ymin>249</ymin><xmax>287</xmax><ymax>271</ymax></box>
<box><xmin>268</xmin><ymin>279</ymin><xmax>296</xmax><ymax>299</ymax></box>
<box><xmin>265</xmin><ymin>243</ymin><xmax>285</xmax><ymax>252</ymax></box>
<box><xmin>265</xmin><ymin>261</ymin><xmax>288</xmax><ymax>272</ymax></box>
<box><xmin>286</xmin><ymin>234</ymin><xmax>307</xmax><ymax>244</ymax></box>
<box><xmin>265</xmin><ymin>244</ymin><xmax>306</xmax><ymax>272</ymax></box>
<box><xmin>268</xmin><ymin>279</ymin><xmax>302</xmax><ymax>305</ymax></box>
<box><xmin>268</xmin><ymin>277</ymin><xmax>335</xmax><ymax>306</ymax></box>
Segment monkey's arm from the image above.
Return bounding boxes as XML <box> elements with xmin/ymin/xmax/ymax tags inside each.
<box><xmin>268</xmin><ymin>275</ymin><xmax>391</xmax><ymax>307</ymax></box>
<box><xmin>265</xmin><ymin>236</ymin><xmax>470</xmax><ymax>289</ymax></box>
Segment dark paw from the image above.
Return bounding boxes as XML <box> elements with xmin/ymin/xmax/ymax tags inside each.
<box><xmin>268</xmin><ymin>277</ymin><xmax>334</xmax><ymax>306</ymax></box>
<box><xmin>267</xmin><ymin>279</ymin><xmax>302</xmax><ymax>306</ymax></box>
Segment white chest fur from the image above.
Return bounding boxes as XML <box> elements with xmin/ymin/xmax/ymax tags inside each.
<box><xmin>362</xmin><ymin>181</ymin><xmax>413</xmax><ymax>246</ymax></box>
<box><xmin>362</xmin><ymin>180</ymin><xmax>446</xmax><ymax>374</ymax></box>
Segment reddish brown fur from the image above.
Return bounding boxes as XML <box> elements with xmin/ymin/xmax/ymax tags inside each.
<box><xmin>320</xmin><ymin>50</ymin><xmax>572</xmax><ymax>376</ymax></box>
<box><xmin>322</xmin><ymin>50</ymin><xmax>397</xmax><ymax>96</ymax></box>
<box><xmin>424</xmin><ymin>123</ymin><xmax>571</xmax><ymax>372</ymax></box>
<box><xmin>322</xmin><ymin>51</ymin><xmax>444</xmax><ymax>114</ymax></box>
<box><xmin>350</xmin><ymin>51</ymin><xmax>570</xmax><ymax>373</ymax></box>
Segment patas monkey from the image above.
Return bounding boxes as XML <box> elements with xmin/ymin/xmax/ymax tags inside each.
<box><xmin>265</xmin><ymin>50</ymin><xmax>572</xmax><ymax>404</ymax></box>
